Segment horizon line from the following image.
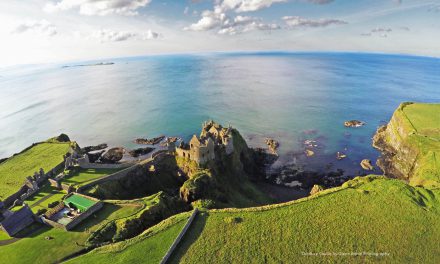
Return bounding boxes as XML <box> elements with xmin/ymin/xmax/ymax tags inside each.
<box><xmin>1</xmin><ymin>50</ymin><xmax>439</xmax><ymax>70</ymax></box>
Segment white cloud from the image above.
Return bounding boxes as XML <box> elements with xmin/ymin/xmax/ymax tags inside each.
<box><xmin>184</xmin><ymin>9</ymin><xmax>226</xmax><ymax>31</ymax></box>
<box><xmin>219</xmin><ymin>0</ymin><xmax>333</xmax><ymax>12</ymax></box>
<box><xmin>184</xmin><ymin>9</ymin><xmax>280</xmax><ymax>35</ymax></box>
<box><xmin>44</xmin><ymin>0</ymin><xmax>152</xmax><ymax>16</ymax></box>
<box><xmin>219</xmin><ymin>15</ymin><xmax>280</xmax><ymax>35</ymax></box>
<box><xmin>93</xmin><ymin>29</ymin><xmax>160</xmax><ymax>42</ymax></box>
<box><xmin>282</xmin><ymin>16</ymin><xmax>347</xmax><ymax>28</ymax></box>
<box><xmin>220</xmin><ymin>0</ymin><xmax>287</xmax><ymax>13</ymax></box>
<box><xmin>143</xmin><ymin>30</ymin><xmax>159</xmax><ymax>40</ymax></box>
<box><xmin>11</xmin><ymin>20</ymin><xmax>57</xmax><ymax>37</ymax></box>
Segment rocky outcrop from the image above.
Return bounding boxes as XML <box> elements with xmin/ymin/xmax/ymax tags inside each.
<box><xmin>360</xmin><ymin>159</ymin><xmax>374</xmax><ymax>170</ymax></box>
<box><xmin>82</xmin><ymin>143</ymin><xmax>108</xmax><ymax>153</ymax></box>
<box><xmin>55</xmin><ymin>133</ymin><xmax>71</xmax><ymax>142</ymax></box>
<box><xmin>310</xmin><ymin>184</ymin><xmax>325</xmax><ymax>195</ymax></box>
<box><xmin>129</xmin><ymin>147</ymin><xmax>154</xmax><ymax>158</ymax></box>
<box><xmin>100</xmin><ymin>147</ymin><xmax>124</xmax><ymax>163</ymax></box>
<box><xmin>134</xmin><ymin>136</ymin><xmax>165</xmax><ymax>145</ymax></box>
<box><xmin>87</xmin><ymin>151</ymin><xmax>105</xmax><ymax>163</ymax></box>
<box><xmin>265</xmin><ymin>138</ymin><xmax>279</xmax><ymax>154</ymax></box>
<box><xmin>344</xmin><ymin>120</ymin><xmax>365</xmax><ymax>127</ymax></box>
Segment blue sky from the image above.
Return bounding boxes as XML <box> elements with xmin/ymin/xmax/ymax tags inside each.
<box><xmin>0</xmin><ymin>0</ymin><xmax>439</xmax><ymax>66</ymax></box>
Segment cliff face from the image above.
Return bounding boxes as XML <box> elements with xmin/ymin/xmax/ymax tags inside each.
<box><xmin>373</xmin><ymin>102</ymin><xmax>440</xmax><ymax>188</ymax></box>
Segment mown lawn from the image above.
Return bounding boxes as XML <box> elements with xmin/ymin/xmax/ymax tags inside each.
<box><xmin>0</xmin><ymin>142</ymin><xmax>71</xmax><ymax>199</ymax></box>
<box><xmin>67</xmin><ymin>212</ymin><xmax>190</xmax><ymax>264</ymax></box>
<box><xmin>0</xmin><ymin>202</ymin><xmax>143</xmax><ymax>263</ymax></box>
<box><xmin>168</xmin><ymin>176</ymin><xmax>440</xmax><ymax>264</ymax></box>
<box><xmin>62</xmin><ymin>168</ymin><xmax>122</xmax><ymax>187</ymax></box>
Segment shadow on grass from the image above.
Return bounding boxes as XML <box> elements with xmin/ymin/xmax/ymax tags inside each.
<box><xmin>70</xmin><ymin>203</ymin><xmax>121</xmax><ymax>233</ymax></box>
<box><xmin>168</xmin><ymin>211</ymin><xmax>208</xmax><ymax>264</ymax></box>
<box><xmin>14</xmin><ymin>222</ymin><xmax>47</xmax><ymax>239</ymax></box>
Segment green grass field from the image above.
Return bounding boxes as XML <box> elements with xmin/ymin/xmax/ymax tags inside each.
<box><xmin>0</xmin><ymin>230</ymin><xmax>11</xmax><ymax>241</ymax></box>
<box><xmin>0</xmin><ymin>142</ymin><xmax>71</xmax><ymax>199</ymax></box>
<box><xmin>0</xmin><ymin>201</ymin><xmax>143</xmax><ymax>263</ymax></box>
<box><xmin>402</xmin><ymin>103</ymin><xmax>440</xmax><ymax>138</ymax></box>
<box><xmin>167</xmin><ymin>176</ymin><xmax>440</xmax><ymax>263</ymax></box>
<box><xmin>62</xmin><ymin>168</ymin><xmax>121</xmax><ymax>187</ymax></box>
<box><xmin>67</xmin><ymin>212</ymin><xmax>191</xmax><ymax>264</ymax></box>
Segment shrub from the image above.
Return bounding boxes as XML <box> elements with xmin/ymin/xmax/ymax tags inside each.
<box><xmin>191</xmin><ymin>199</ymin><xmax>216</xmax><ymax>209</ymax></box>
<box><xmin>223</xmin><ymin>216</ymin><xmax>242</xmax><ymax>224</ymax></box>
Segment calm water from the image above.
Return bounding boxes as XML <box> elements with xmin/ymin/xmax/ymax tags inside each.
<box><xmin>1</xmin><ymin>52</ymin><xmax>440</xmax><ymax>174</ymax></box>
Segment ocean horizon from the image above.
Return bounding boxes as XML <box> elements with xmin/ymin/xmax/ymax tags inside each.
<box><xmin>1</xmin><ymin>51</ymin><xmax>440</xmax><ymax>174</ymax></box>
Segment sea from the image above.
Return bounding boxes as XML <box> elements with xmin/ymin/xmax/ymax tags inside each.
<box><xmin>1</xmin><ymin>52</ymin><xmax>440</xmax><ymax>175</ymax></box>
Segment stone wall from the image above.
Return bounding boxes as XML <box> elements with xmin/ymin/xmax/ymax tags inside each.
<box><xmin>3</xmin><ymin>159</ymin><xmax>66</xmax><ymax>208</ymax></box>
<box><xmin>42</xmin><ymin>195</ymin><xmax>103</xmax><ymax>230</ymax></box>
<box><xmin>77</xmin><ymin>156</ymin><xmax>132</xmax><ymax>170</ymax></box>
<box><xmin>2</xmin><ymin>185</ymin><xmax>29</xmax><ymax>208</ymax></box>
<box><xmin>76</xmin><ymin>163</ymin><xmax>145</xmax><ymax>192</ymax></box>
<box><xmin>76</xmin><ymin>152</ymin><xmax>167</xmax><ymax>193</ymax></box>
<box><xmin>65</xmin><ymin>201</ymin><xmax>103</xmax><ymax>230</ymax></box>
<box><xmin>42</xmin><ymin>217</ymin><xmax>65</xmax><ymax>229</ymax></box>
<box><xmin>160</xmin><ymin>209</ymin><xmax>199</xmax><ymax>264</ymax></box>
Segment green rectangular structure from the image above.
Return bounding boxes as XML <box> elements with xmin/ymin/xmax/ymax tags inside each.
<box><xmin>64</xmin><ymin>194</ymin><xmax>97</xmax><ymax>212</ymax></box>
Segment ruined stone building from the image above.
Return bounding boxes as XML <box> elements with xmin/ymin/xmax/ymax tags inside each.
<box><xmin>175</xmin><ymin>121</ymin><xmax>234</xmax><ymax>164</ymax></box>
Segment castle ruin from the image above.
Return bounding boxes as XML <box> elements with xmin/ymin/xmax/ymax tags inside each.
<box><xmin>175</xmin><ymin>121</ymin><xmax>234</xmax><ymax>164</ymax></box>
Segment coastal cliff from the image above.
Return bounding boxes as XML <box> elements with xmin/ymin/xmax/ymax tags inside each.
<box><xmin>373</xmin><ymin>102</ymin><xmax>440</xmax><ymax>188</ymax></box>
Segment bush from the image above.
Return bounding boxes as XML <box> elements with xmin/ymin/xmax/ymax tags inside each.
<box><xmin>223</xmin><ymin>216</ymin><xmax>242</xmax><ymax>224</ymax></box>
<box><xmin>191</xmin><ymin>199</ymin><xmax>216</xmax><ymax>209</ymax></box>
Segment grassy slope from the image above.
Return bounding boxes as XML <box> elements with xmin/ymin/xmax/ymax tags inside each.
<box><xmin>170</xmin><ymin>176</ymin><xmax>440</xmax><ymax>264</ymax></box>
<box><xmin>67</xmin><ymin>212</ymin><xmax>190</xmax><ymax>264</ymax></box>
<box><xmin>62</xmin><ymin>168</ymin><xmax>122</xmax><ymax>187</ymax></box>
<box><xmin>0</xmin><ymin>202</ymin><xmax>142</xmax><ymax>263</ymax></box>
<box><xmin>0</xmin><ymin>142</ymin><xmax>71</xmax><ymax>199</ymax></box>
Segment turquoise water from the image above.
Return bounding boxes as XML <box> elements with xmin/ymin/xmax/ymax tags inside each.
<box><xmin>1</xmin><ymin>52</ymin><xmax>440</xmax><ymax>174</ymax></box>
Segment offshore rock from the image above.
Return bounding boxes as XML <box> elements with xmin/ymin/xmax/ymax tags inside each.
<box><xmin>344</xmin><ymin>120</ymin><xmax>365</xmax><ymax>127</ymax></box>
<box><xmin>360</xmin><ymin>159</ymin><xmax>374</xmax><ymax>170</ymax></box>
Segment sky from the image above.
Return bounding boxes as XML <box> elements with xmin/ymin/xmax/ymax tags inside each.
<box><xmin>0</xmin><ymin>0</ymin><xmax>439</xmax><ymax>66</ymax></box>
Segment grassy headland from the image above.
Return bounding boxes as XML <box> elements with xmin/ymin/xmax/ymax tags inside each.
<box><xmin>373</xmin><ymin>102</ymin><xmax>440</xmax><ymax>188</ymax></box>
<box><xmin>0</xmin><ymin>141</ymin><xmax>72</xmax><ymax>199</ymax></box>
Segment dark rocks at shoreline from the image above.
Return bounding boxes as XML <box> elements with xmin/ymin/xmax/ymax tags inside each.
<box><xmin>160</xmin><ymin>137</ymin><xmax>180</xmax><ymax>147</ymax></box>
<box><xmin>265</xmin><ymin>138</ymin><xmax>279</xmax><ymax>154</ymax></box>
<box><xmin>129</xmin><ymin>147</ymin><xmax>154</xmax><ymax>158</ymax></box>
<box><xmin>100</xmin><ymin>147</ymin><xmax>124</xmax><ymax>163</ymax></box>
<box><xmin>87</xmin><ymin>151</ymin><xmax>105</xmax><ymax>163</ymax></box>
<box><xmin>134</xmin><ymin>136</ymin><xmax>165</xmax><ymax>145</ymax></box>
<box><xmin>344</xmin><ymin>120</ymin><xmax>366</xmax><ymax>128</ymax></box>
<box><xmin>266</xmin><ymin>163</ymin><xmax>349</xmax><ymax>190</ymax></box>
<box><xmin>82</xmin><ymin>143</ymin><xmax>108</xmax><ymax>153</ymax></box>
